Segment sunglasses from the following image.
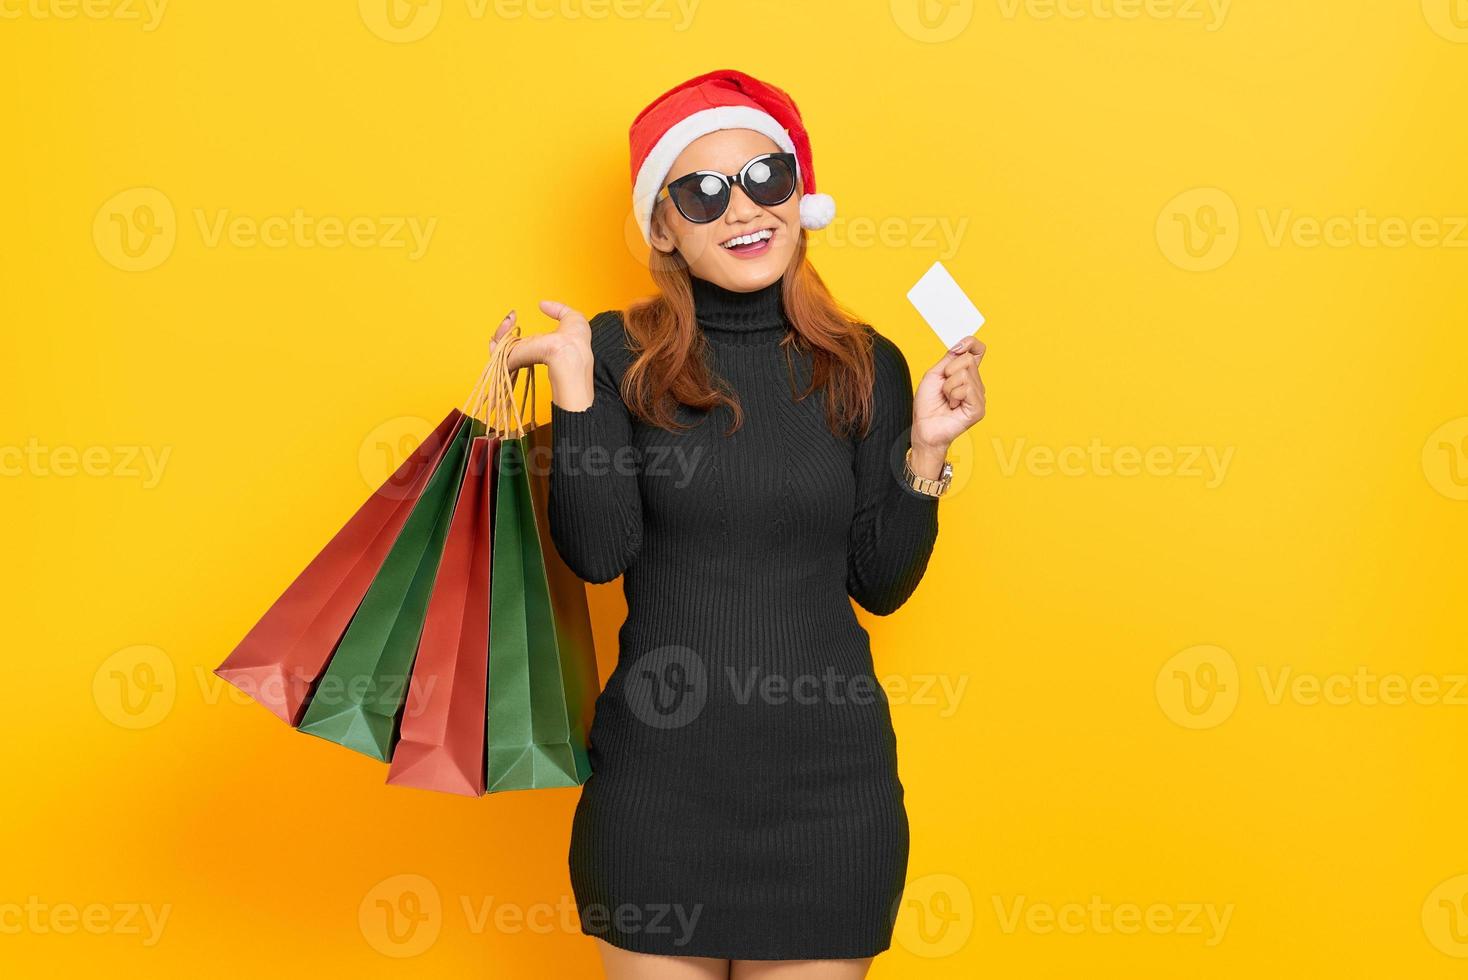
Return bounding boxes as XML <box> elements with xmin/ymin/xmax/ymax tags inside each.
<box><xmin>656</xmin><ymin>152</ymin><xmax>799</xmax><ymax>224</ymax></box>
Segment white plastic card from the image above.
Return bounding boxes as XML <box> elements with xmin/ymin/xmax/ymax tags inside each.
<box><xmin>906</xmin><ymin>261</ymin><xmax>985</xmax><ymax>348</ymax></box>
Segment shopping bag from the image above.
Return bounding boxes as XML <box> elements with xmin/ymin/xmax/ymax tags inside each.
<box><xmin>215</xmin><ymin>408</ymin><xmax>466</xmax><ymax>725</ymax></box>
<box><xmin>296</xmin><ymin>412</ymin><xmax>482</xmax><ymax>760</ymax></box>
<box><xmin>386</xmin><ymin>432</ymin><xmax>499</xmax><ymax>796</ymax></box>
<box><xmin>483</xmin><ymin>339</ymin><xmax>601</xmax><ymax>792</ymax></box>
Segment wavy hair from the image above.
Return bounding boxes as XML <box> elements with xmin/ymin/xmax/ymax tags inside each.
<box><xmin>620</xmin><ymin>228</ymin><xmax>877</xmax><ymax>439</ymax></box>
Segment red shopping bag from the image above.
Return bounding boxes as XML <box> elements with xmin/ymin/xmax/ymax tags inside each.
<box><xmin>216</xmin><ymin>409</ymin><xmax>465</xmax><ymax>725</ymax></box>
<box><xmin>387</xmin><ymin>433</ymin><xmax>499</xmax><ymax>796</ymax></box>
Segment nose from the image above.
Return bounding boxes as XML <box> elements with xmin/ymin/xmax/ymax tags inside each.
<box><xmin>723</xmin><ymin>183</ymin><xmax>762</xmax><ymax>224</ymax></box>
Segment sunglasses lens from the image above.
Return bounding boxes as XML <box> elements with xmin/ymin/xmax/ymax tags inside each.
<box><xmin>668</xmin><ymin>173</ymin><xmax>729</xmax><ymax>223</ymax></box>
<box><xmin>743</xmin><ymin>155</ymin><xmax>796</xmax><ymax>207</ymax></box>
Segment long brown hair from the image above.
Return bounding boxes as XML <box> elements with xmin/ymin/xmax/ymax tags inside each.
<box><xmin>621</xmin><ymin>230</ymin><xmax>877</xmax><ymax>439</ymax></box>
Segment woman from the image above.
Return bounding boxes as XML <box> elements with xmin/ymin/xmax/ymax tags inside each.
<box><xmin>493</xmin><ymin>70</ymin><xmax>986</xmax><ymax>979</ymax></box>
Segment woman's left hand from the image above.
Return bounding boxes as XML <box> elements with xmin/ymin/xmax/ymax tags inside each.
<box><xmin>911</xmin><ymin>336</ymin><xmax>986</xmax><ymax>459</ymax></box>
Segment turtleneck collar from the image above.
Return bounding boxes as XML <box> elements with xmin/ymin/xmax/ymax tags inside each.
<box><xmin>690</xmin><ymin>274</ymin><xmax>789</xmax><ymax>346</ymax></box>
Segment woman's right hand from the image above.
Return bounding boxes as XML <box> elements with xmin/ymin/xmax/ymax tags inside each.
<box><xmin>490</xmin><ymin>301</ymin><xmax>595</xmax><ymax>411</ymax></box>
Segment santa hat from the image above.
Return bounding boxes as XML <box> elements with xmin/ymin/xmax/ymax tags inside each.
<box><xmin>629</xmin><ymin>69</ymin><xmax>836</xmax><ymax>245</ymax></box>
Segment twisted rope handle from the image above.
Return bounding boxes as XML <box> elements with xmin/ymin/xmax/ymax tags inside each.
<box><xmin>477</xmin><ymin>326</ymin><xmax>536</xmax><ymax>437</ymax></box>
<box><xmin>462</xmin><ymin>353</ymin><xmax>496</xmax><ymax>420</ymax></box>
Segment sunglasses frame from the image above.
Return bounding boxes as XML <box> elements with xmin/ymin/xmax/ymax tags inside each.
<box><xmin>656</xmin><ymin>152</ymin><xmax>800</xmax><ymax>225</ymax></box>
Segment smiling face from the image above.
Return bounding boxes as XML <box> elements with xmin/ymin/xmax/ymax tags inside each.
<box><xmin>648</xmin><ymin>128</ymin><xmax>804</xmax><ymax>293</ymax></box>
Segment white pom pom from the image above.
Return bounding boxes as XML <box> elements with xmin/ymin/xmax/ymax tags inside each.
<box><xmin>799</xmin><ymin>193</ymin><xmax>835</xmax><ymax>230</ymax></box>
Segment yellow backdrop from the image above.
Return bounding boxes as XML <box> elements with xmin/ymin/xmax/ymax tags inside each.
<box><xmin>4</xmin><ymin>1</ymin><xmax>1467</xmax><ymax>976</ymax></box>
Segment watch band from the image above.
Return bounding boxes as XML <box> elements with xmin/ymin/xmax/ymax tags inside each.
<box><xmin>903</xmin><ymin>447</ymin><xmax>953</xmax><ymax>497</ymax></box>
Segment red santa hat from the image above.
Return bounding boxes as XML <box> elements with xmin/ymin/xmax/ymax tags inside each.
<box><xmin>628</xmin><ymin>69</ymin><xmax>836</xmax><ymax>245</ymax></box>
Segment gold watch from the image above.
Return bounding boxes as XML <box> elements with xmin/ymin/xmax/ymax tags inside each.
<box><xmin>903</xmin><ymin>447</ymin><xmax>953</xmax><ymax>498</ymax></box>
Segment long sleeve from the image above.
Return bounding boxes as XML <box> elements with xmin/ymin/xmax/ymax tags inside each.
<box><xmin>548</xmin><ymin>312</ymin><xmax>644</xmax><ymax>584</ymax></box>
<box><xmin>846</xmin><ymin>330</ymin><xmax>940</xmax><ymax>615</ymax></box>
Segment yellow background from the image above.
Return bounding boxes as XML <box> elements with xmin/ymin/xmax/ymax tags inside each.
<box><xmin>4</xmin><ymin>1</ymin><xmax>1467</xmax><ymax>976</ymax></box>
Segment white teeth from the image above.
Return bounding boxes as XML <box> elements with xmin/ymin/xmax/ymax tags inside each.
<box><xmin>721</xmin><ymin>229</ymin><xmax>774</xmax><ymax>249</ymax></box>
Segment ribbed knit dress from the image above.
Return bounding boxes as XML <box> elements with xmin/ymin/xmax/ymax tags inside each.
<box><xmin>547</xmin><ymin>274</ymin><xmax>940</xmax><ymax>961</ymax></box>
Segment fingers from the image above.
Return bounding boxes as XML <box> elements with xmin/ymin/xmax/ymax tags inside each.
<box><xmin>929</xmin><ymin>335</ymin><xmax>985</xmax><ymax>378</ymax></box>
<box><xmin>504</xmin><ymin>333</ymin><xmax>546</xmax><ymax>372</ymax></box>
<box><xmin>927</xmin><ymin>335</ymin><xmax>989</xmax><ymax>418</ymax></box>
<box><xmin>492</xmin><ymin>309</ymin><xmax>517</xmax><ymax>344</ymax></box>
<box><xmin>941</xmin><ymin>372</ymin><xmax>987</xmax><ymax>410</ymax></box>
<box><xmin>539</xmin><ymin>299</ymin><xmax>585</xmax><ymax>323</ymax></box>
<box><xmin>940</xmin><ymin>353</ymin><xmax>982</xmax><ymax>399</ymax></box>
<box><xmin>941</xmin><ymin>375</ymin><xmax>972</xmax><ymax>409</ymax></box>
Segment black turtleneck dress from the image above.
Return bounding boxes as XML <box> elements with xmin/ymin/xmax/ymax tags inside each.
<box><xmin>547</xmin><ymin>275</ymin><xmax>940</xmax><ymax>961</ymax></box>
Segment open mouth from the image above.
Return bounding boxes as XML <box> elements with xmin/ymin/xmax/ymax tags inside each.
<box><xmin>719</xmin><ymin>228</ymin><xmax>775</xmax><ymax>258</ymax></box>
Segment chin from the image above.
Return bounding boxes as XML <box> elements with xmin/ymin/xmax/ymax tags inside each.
<box><xmin>708</xmin><ymin>249</ymin><xmax>792</xmax><ymax>292</ymax></box>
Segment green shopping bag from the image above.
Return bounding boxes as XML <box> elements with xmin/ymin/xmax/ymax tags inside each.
<box><xmin>484</xmin><ymin>338</ymin><xmax>600</xmax><ymax>792</ymax></box>
<box><xmin>297</xmin><ymin>412</ymin><xmax>483</xmax><ymax>760</ymax></box>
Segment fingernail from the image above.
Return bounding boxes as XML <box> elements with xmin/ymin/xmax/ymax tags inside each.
<box><xmin>950</xmin><ymin>341</ymin><xmax>966</xmax><ymax>354</ymax></box>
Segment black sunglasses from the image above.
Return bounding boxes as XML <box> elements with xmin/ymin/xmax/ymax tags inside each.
<box><xmin>657</xmin><ymin>152</ymin><xmax>799</xmax><ymax>224</ymax></box>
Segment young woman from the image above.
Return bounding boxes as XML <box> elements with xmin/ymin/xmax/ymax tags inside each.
<box><xmin>492</xmin><ymin>70</ymin><xmax>986</xmax><ymax>980</ymax></box>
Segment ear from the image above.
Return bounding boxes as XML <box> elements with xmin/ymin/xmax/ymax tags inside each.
<box><xmin>648</xmin><ymin>204</ymin><xmax>678</xmax><ymax>254</ymax></box>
